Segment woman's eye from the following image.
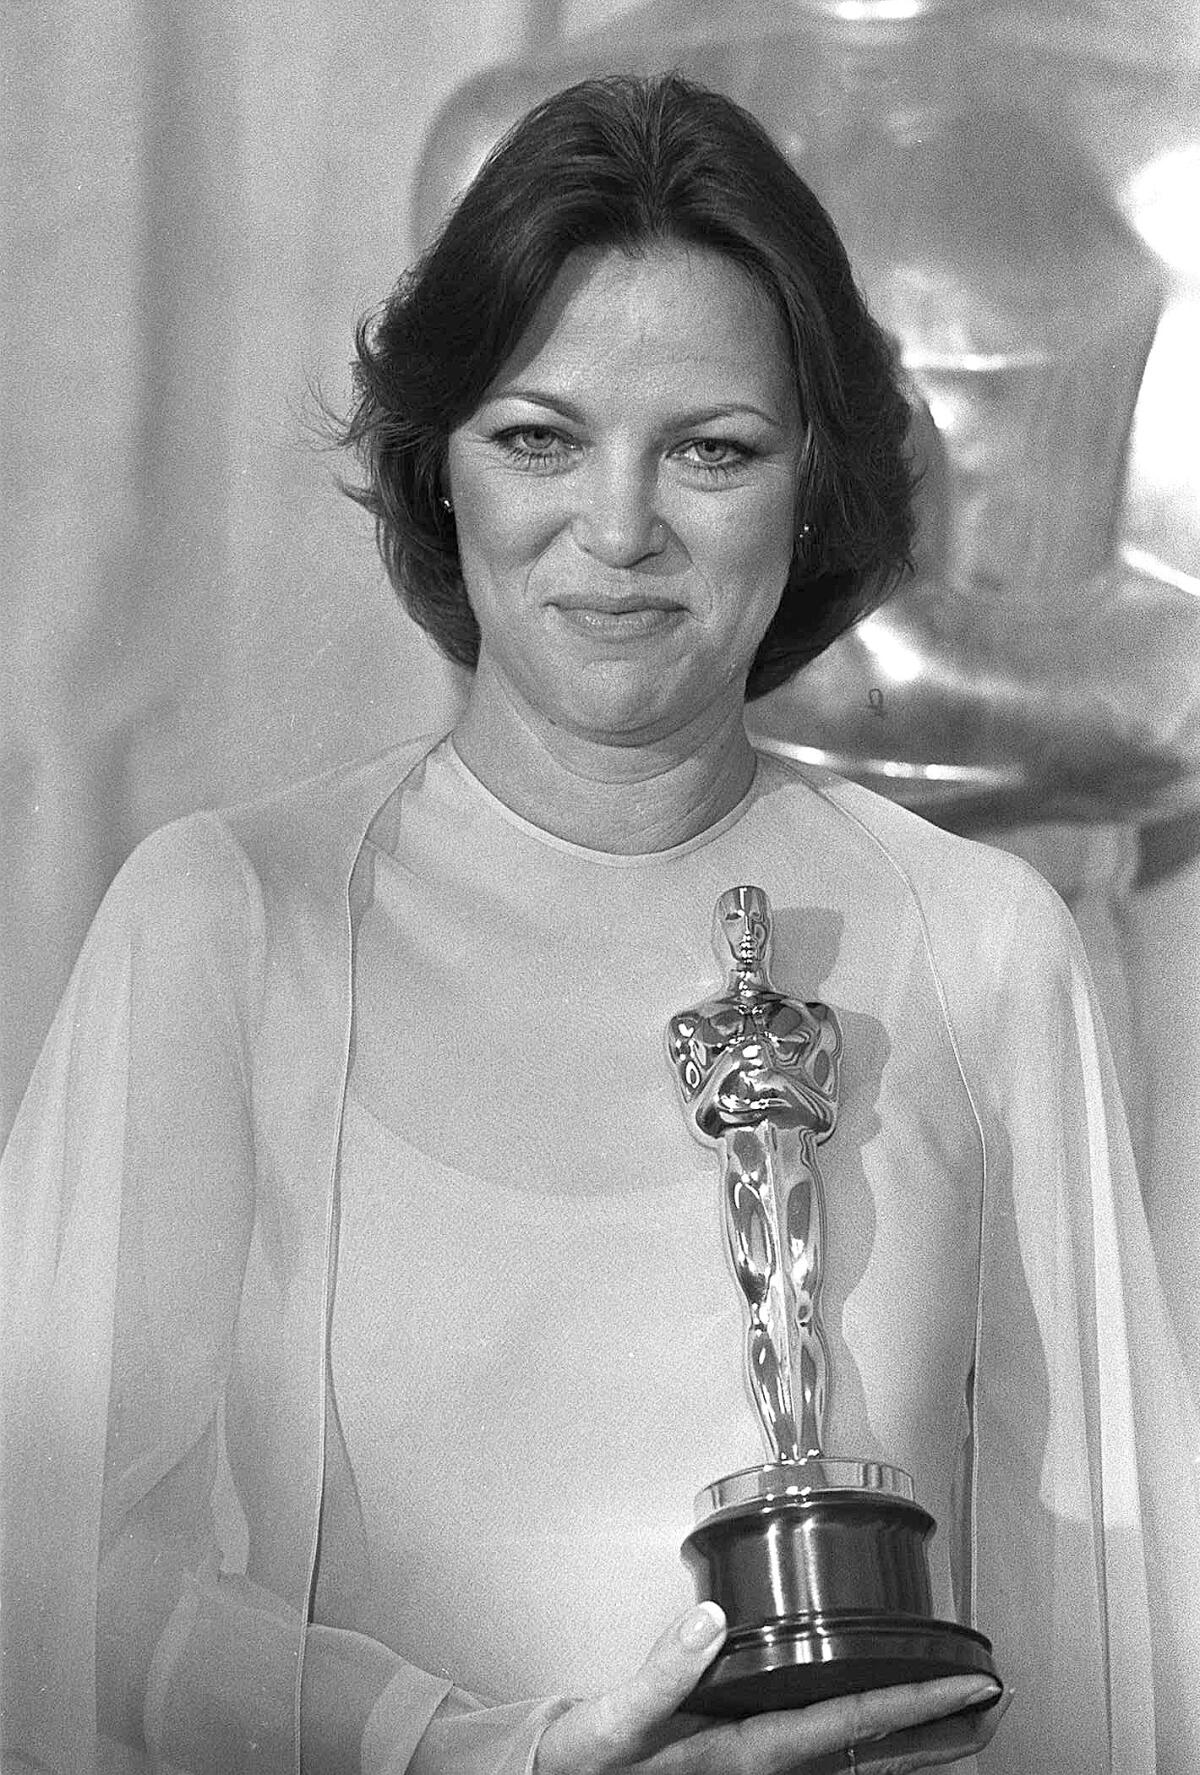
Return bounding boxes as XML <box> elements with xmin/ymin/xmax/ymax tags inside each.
<box><xmin>678</xmin><ymin>438</ymin><xmax>750</xmax><ymax>477</ymax></box>
<box><xmin>495</xmin><ymin>427</ymin><xmax>571</xmax><ymax>468</ymax></box>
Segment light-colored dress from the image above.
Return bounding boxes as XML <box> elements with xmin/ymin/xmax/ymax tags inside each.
<box><xmin>3</xmin><ymin>731</ymin><xmax>1197</xmax><ymax>1775</ymax></box>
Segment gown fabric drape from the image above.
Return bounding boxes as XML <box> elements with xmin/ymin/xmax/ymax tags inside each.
<box><xmin>2</xmin><ymin>729</ymin><xmax>1198</xmax><ymax>1775</ymax></box>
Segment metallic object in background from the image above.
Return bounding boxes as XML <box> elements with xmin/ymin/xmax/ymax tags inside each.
<box><xmin>415</xmin><ymin>1</ymin><xmax>1200</xmax><ymax>833</ymax></box>
<box><xmin>665</xmin><ymin>887</ymin><xmax>997</xmax><ymax>1715</ymax></box>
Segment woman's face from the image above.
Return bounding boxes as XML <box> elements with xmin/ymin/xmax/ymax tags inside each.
<box><xmin>446</xmin><ymin>243</ymin><xmax>804</xmax><ymax>749</ymax></box>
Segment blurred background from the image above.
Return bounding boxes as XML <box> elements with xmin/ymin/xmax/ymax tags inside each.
<box><xmin>3</xmin><ymin>0</ymin><xmax>1198</xmax><ymax>1377</ymax></box>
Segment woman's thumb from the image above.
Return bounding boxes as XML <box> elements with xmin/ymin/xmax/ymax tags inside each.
<box><xmin>618</xmin><ymin>1602</ymin><xmax>728</xmax><ymax>1733</ymax></box>
<box><xmin>540</xmin><ymin>1603</ymin><xmax>727</xmax><ymax>1774</ymax></box>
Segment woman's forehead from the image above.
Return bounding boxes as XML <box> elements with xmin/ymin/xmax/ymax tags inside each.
<box><xmin>482</xmin><ymin>243</ymin><xmax>797</xmax><ymax>421</ymax></box>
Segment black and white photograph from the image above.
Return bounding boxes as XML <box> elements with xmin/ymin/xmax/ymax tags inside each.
<box><xmin>3</xmin><ymin>3</ymin><xmax>1199</xmax><ymax>1771</ymax></box>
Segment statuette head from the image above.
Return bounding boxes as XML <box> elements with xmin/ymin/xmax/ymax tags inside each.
<box><xmin>714</xmin><ymin>885</ymin><xmax>773</xmax><ymax>997</ymax></box>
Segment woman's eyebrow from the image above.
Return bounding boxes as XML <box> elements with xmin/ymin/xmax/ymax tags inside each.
<box><xmin>667</xmin><ymin>402</ymin><xmax>789</xmax><ymax>433</ymax></box>
<box><xmin>484</xmin><ymin>388</ymin><xmax>581</xmax><ymax>417</ymax></box>
<box><xmin>483</xmin><ymin>388</ymin><xmax>789</xmax><ymax>431</ymax></box>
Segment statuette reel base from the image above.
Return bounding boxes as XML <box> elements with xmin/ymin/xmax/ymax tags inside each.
<box><xmin>680</xmin><ymin>1461</ymin><xmax>998</xmax><ymax>1717</ymax></box>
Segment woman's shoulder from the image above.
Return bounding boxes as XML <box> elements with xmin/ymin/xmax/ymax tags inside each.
<box><xmin>762</xmin><ymin>760</ymin><xmax>1097</xmax><ymax>1107</ymax></box>
<box><xmin>94</xmin><ymin>807</ymin><xmax>259</xmax><ymax>944</ymax></box>
<box><xmin>762</xmin><ymin>750</ymin><xmax>1070</xmax><ymax>937</ymax></box>
<box><xmin>119</xmin><ymin>734</ymin><xmax>443</xmax><ymax>904</ymax></box>
<box><xmin>95</xmin><ymin>732</ymin><xmax>446</xmax><ymax>961</ymax></box>
<box><xmin>757</xmin><ymin>751</ymin><xmax>1089</xmax><ymax>1040</ymax></box>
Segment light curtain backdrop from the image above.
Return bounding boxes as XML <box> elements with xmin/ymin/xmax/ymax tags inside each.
<box><xmin>4</xmin><ymin>0</ymin><xmax>1198</xmax><ymax>1378</ymax></box>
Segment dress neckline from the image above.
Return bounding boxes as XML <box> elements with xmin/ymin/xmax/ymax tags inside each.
<box><xmin>441</xmin><ymin>734</ymin><xmax>762</xmax><ymax>868</ymax></box>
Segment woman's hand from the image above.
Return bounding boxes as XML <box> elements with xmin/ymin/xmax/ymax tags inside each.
<box><xmin>535</xmin><ymin>1604</ymin><xmax>1008</xmax><ymax>1775</ymax></box>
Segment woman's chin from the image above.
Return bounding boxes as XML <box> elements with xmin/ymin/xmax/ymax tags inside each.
<box><xmin>545</xmin><ymin>678</ymin><xmax>739</xmax><ymax>752</ymax></box>
<box><xmin>475</xmin><ymin>633</ymin><xmax>744</xmax><ymax>751</ymax></box>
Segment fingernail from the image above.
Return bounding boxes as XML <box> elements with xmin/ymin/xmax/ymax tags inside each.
<box><xmin>678</xmin><ymin>1602</ymin><xmax>725</xmax><ymax>1650</ymax></box>
<box><xmin>961</xmin><ymin>1678</ymin><xmax>1003</xmax><ymax>1706</ymax></box>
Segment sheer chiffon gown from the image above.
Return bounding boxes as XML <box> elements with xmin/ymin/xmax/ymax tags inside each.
<box><xmin>3</xmin><ymin>733</ymin><xmax>1197</xmax><ymax>1774</ymax></box>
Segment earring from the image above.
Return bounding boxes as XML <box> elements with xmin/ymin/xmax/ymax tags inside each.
<box><xmin>439</xmin><ymin>494</ymin><xmax>454</xmax><ymax>514</ymax></box>
<box><xmin>798</xmin><ymin>521</ymin><xmax>813</xmax><ymax>539</ymax></box>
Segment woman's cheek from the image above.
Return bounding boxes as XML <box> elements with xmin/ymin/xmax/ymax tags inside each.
<box><xmin>709</xmin><ymin>500</ymin><xmax>793</xmax><ymax>618</ymax></box>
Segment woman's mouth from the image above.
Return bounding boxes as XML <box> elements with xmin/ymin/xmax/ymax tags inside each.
<box><xmin>552</xmin><ymin>601</ymin><xmax>685</xmax><ymax>640</ymax></box>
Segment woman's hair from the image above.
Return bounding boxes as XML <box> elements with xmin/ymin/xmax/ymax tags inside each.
<box><xmin>338</xmin><ymin>72</ymin><xmax>916</xmax><ymax>699</ymax></box>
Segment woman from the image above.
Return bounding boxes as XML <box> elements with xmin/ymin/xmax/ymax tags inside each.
<box><xmin>2</xmin><ymin>73</ymin><xmax>1196</xmax><ymax>1775</ymax></box>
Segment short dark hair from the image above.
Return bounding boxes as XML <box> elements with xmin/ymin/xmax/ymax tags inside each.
<box><xmin>338</xmin><ymin>72</ymin><xmax>915</xmax><ymax>699</ymax></box>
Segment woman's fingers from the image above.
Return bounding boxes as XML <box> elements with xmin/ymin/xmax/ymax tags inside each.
<box><xmin>538</xmin><ymin>1603</ymin><xmax>728</xmax><ymax>1773</ymax></box>
<box><xmin>834</xmin><ymin>1684</ymin><xmax>1013</xmax><ymax>1774</ymax></box>
<box><xmin>647</xmin><ymin>1674</ymin><xmax>1005</xmax><ymax>1775</ymax></box>
<box><xmin>537</xmin><ymin>1602</ymin><xmax>1008</xmax><ymax>1775</ymax></box>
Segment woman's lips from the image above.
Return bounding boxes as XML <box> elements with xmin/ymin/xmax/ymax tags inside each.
<box><xmin>552</xmin><ymin>601</ymin><xmax>685</xmax><ymax>639</ymax></box>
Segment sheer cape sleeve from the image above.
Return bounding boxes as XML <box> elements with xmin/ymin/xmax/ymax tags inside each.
<box><xmin>842</xmin><ymin>785</ymin><xmax>1200</xmax><ymax>1775</ymax></box>
<box><xmin>0</xmin><ymin>810</ymin><xmax>293</xmax><ymax>1772</ymax></box>
<box><xmin>0</xmin><ymin>739</ymin><xmax>518</xmax><ymax>1774</ymax></box>
<box><xmin>968</xmin><ymin>863</ymin><xmax>1200</xmax><ymax>1772</ymax></box>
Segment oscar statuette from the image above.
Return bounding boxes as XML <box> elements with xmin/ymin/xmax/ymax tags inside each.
<box><xmin>667</xmin><ymin>887</ymin><xmax>998</xmax><ymax>1715</ymax></box>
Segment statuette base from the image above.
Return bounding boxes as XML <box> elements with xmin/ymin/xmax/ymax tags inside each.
<box><xmin>680</xmin><ymin>1463</ymin><xmax>997</xmax><ymax>1717</ymax></box>
<box><xmin>683</xmin><ymin>1612</ymin><xmax>998</xmax><ymax>1717</ymax></box>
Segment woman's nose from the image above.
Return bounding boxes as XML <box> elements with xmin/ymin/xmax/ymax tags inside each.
<box><xmin>570</xmin><ymin>462</ymin><xmax>667</xmax><ymax>567</ymax></box>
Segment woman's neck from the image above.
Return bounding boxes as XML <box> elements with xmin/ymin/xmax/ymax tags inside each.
<box><xmin>451</xmin><ymin>690</ymin><xmax>758</xmax><ymax>856</ymax></box>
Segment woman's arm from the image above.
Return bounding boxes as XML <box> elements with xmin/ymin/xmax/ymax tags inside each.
<box><xmin>0</xmin><ymin>811</ymin><xmax>527</xmax><ymax>1775</ymax></box>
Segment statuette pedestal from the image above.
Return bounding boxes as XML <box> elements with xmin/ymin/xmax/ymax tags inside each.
<box><xmin>681</xmin><ymin>1460</ymin><xmax>996</xmax><ymax>1715</ymax></box>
